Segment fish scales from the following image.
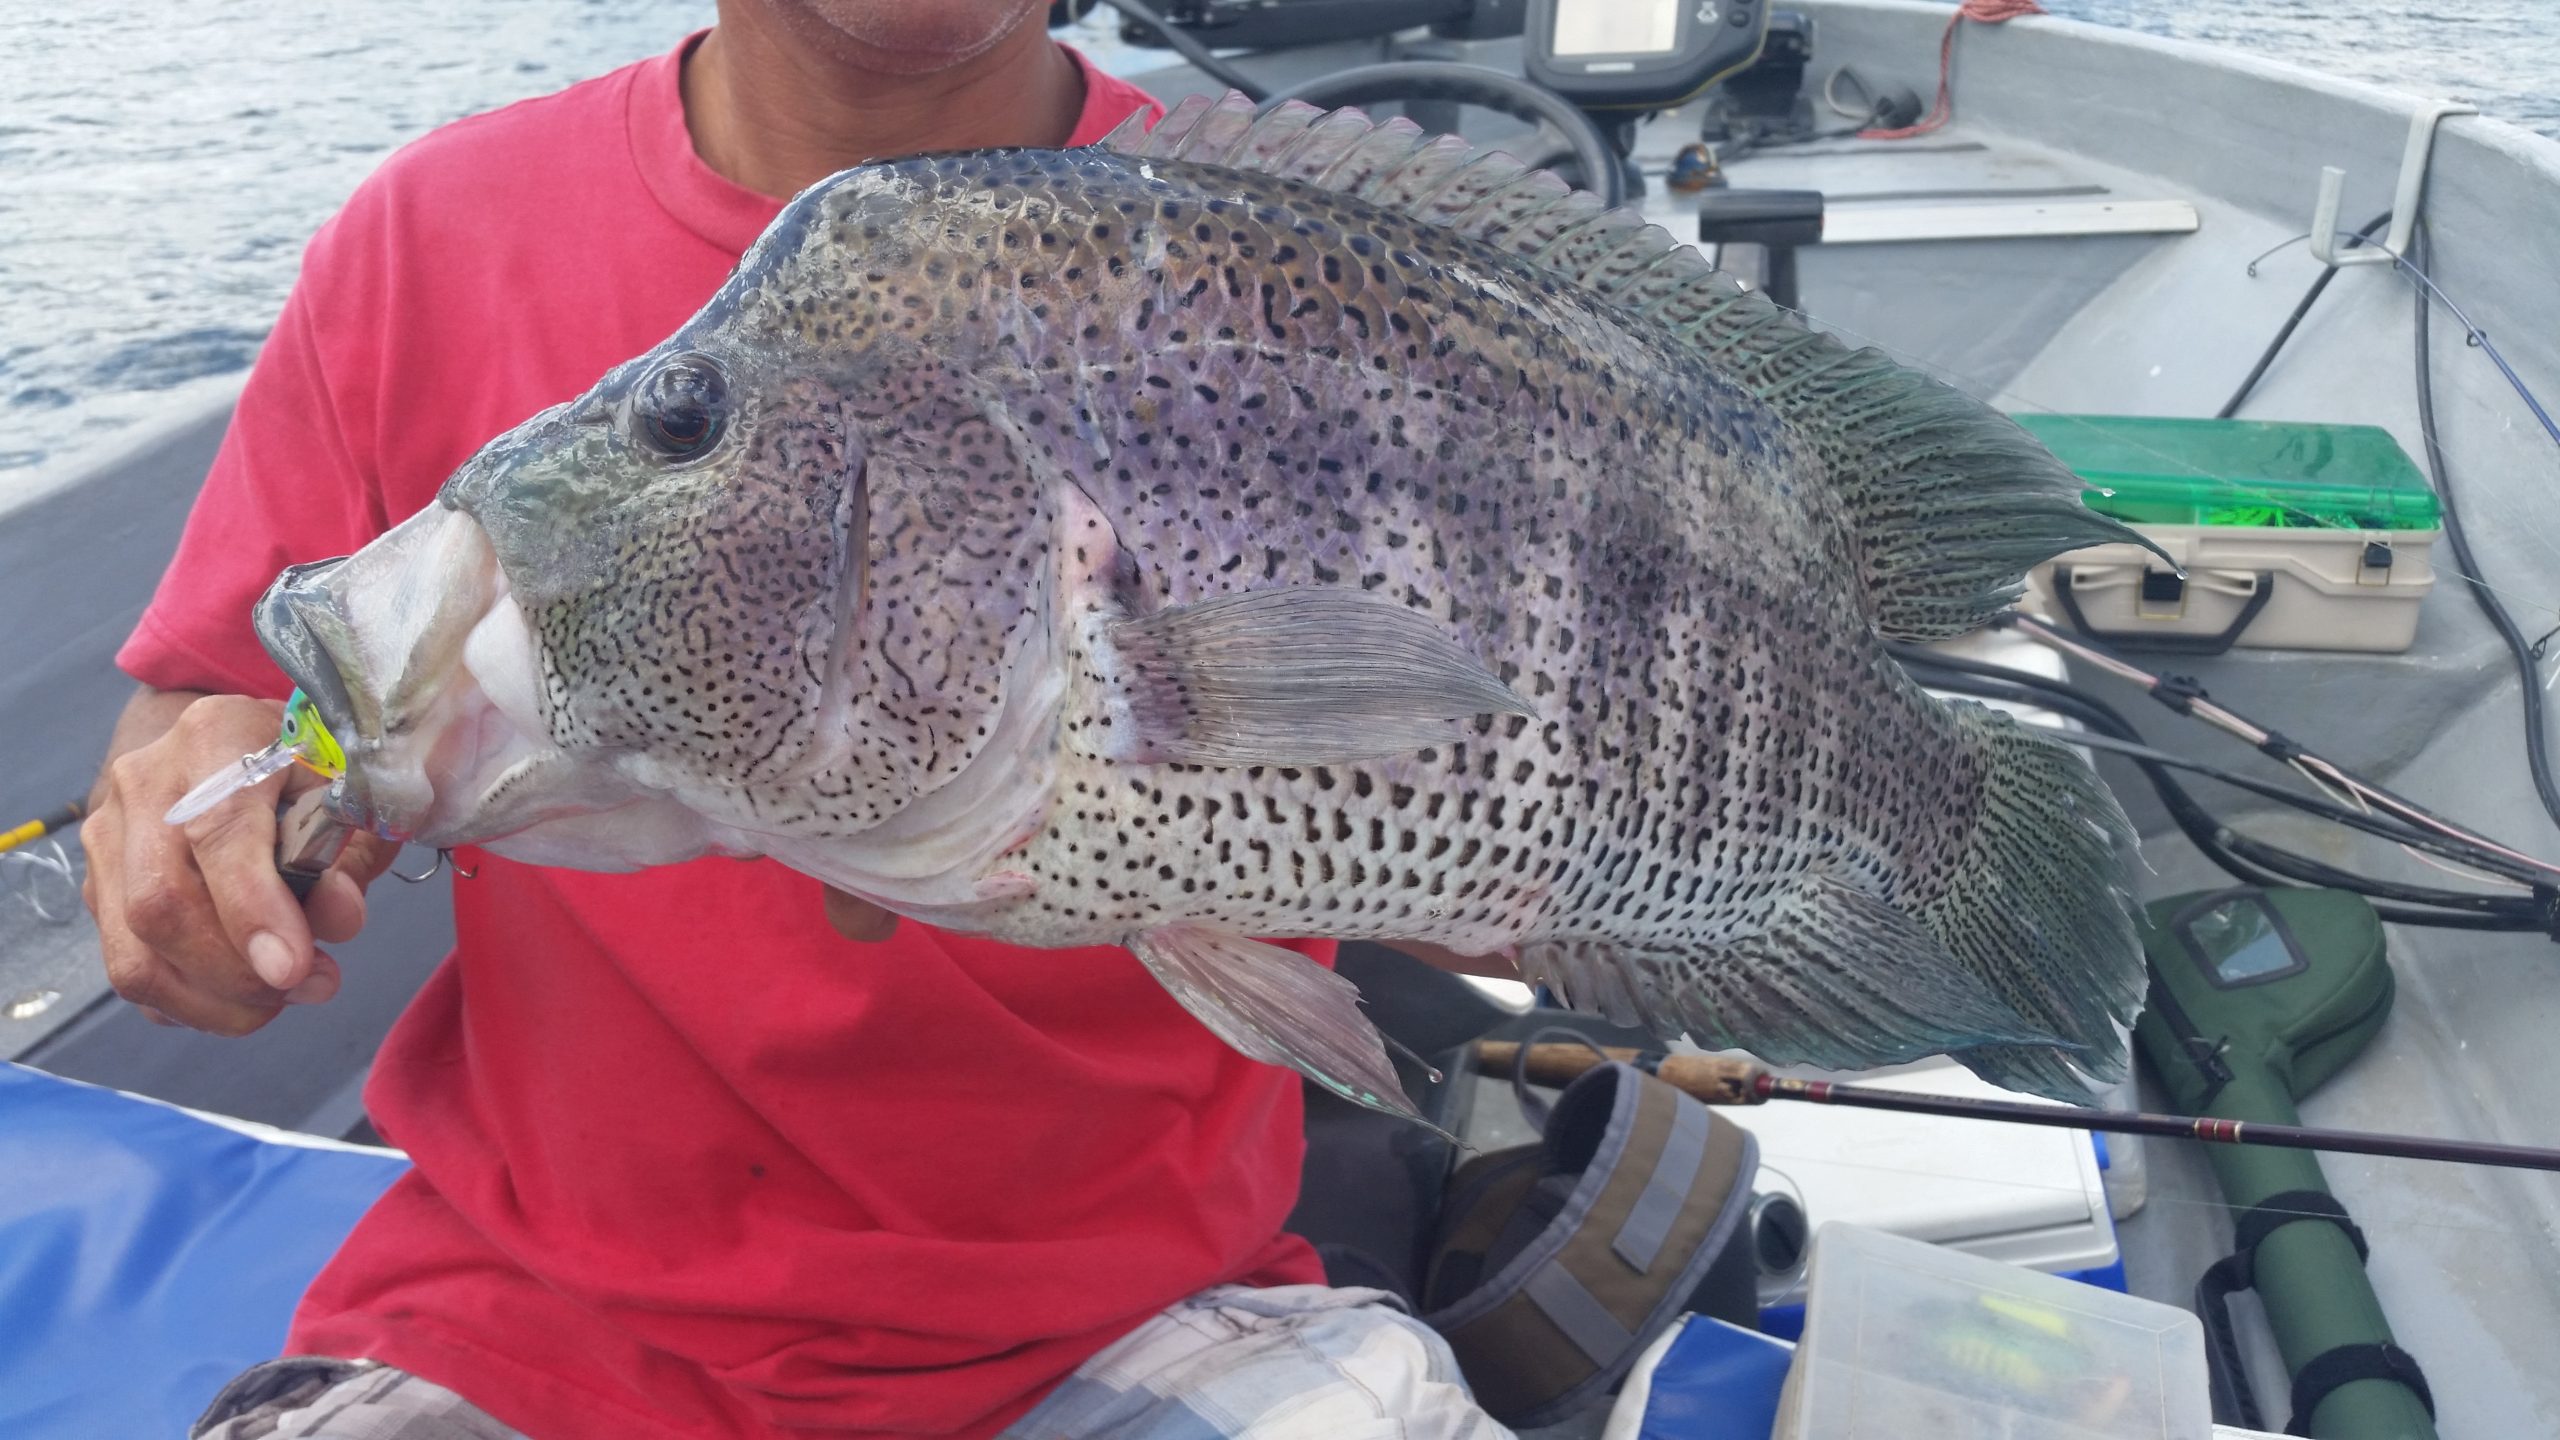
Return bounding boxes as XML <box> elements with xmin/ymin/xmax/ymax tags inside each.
<box><xmin>251</xmin><ymin>96</ymin><xmax>2148</xmax><ymax>1113</ymax></box>
<box><xmin>793</xmin><ymin>153</ymin><xmax>1970</xmax><ymax>961</ymax></box>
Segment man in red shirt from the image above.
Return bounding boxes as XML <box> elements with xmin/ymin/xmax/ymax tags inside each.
<box><xmin>79</xmin><ymin>3</ymin><xmax>1512</xmax><ymax>1437</ymax></box>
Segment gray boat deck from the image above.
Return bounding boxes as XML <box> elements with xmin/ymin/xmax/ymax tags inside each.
<box><xmin>7</xmin><ymin>3</ymin><xmax>2560</xmax><ymax>1430</ymax></box>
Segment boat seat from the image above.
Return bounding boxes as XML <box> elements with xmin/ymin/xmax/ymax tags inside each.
<box><xmin>0</xmin><ymin>1061</ymin><xmax>409</xmax><ymax>1439</ymax></box>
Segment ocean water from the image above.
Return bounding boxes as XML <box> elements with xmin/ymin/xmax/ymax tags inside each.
<box><xmin>2</xmin><ymin>0</ymin><xmax>2553</xmax><ymax>482</ymax></box>
<box><xmin>0</xmin><ymin>1</ymin><xmax>714</xmax><ymax>482</ymax></box>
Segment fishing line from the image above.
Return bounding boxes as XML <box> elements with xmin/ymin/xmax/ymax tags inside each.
<box><xmin>2408</xmin><ymin>213</ymin><xmax>2560</xmax><ymax>840</ymax></box>
<box><xmin>0</xmin><ymin>838</ymin><xmax>83</xmax><ymax>927</ymax></box>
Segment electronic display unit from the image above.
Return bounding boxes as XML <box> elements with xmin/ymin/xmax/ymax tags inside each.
<box><xmin>1524</xmin><ymin>0</ymin><xmax>1769</xmax><ymax>110</ymax></box>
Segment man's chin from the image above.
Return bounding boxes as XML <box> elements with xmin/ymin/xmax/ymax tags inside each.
<box><xmin>780</xmin><ymin>0</ymin><xmax>1047</xmax><ymax>76</ymax></box>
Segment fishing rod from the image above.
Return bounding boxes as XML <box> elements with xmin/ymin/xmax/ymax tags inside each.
<box><xmin>2006</xmin><ymin>612</ymin><xmax>2560</xmax><ymax>886</ymax></box>
<box><xmin>0</xmin><ymin>801</ymin><xmax>84</xmax><ymax>857</ymax></box>
<box><xmin>1476</xmin><ymin>1041</ymin><xmax>2560</xmax><ymax>1174</ymax></box>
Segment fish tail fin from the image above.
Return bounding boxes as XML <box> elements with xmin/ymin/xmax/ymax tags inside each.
<box><xmin>1915</xmin><ymin>697</ymin><xmax>2145</xmax><ymax>1097</ymax></box>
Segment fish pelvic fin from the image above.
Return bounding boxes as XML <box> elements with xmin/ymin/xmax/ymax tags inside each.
<box><xmin>1526</xmin><ymin>879</ymin><xmax>2069</xmax><ymax>1084</ymax></box>
<box><xmin>1103</xmin><ymin>92</ymin><xmax>2154</xmax><ymax>644</ymax></box>
<box><xmin>1128</xmin><ymin>922</ymin><xmax>1436</xmax><ymax>1128</ymax></box>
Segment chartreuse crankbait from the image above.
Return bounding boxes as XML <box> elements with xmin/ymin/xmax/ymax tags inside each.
<box><xmin>163</xmin><ymin>688</ymin><xmax>348</xmax><ymax>826</ymax></box>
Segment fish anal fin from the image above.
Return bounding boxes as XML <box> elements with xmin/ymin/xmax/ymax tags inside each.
<box><xmin>1916</xmin><ymin>700</ymin><xmax>2144</xmax><ymax>1094</ymax></box>
<box><xmin>1129</xmin><ymin>922</ymin><xmax>1423</xmax><ymax>1123</ymax></box>
<box><xmin>1527</xmin><ymin>876</ymin><xmax>2075</xmax><ymax>1086</ymax></box>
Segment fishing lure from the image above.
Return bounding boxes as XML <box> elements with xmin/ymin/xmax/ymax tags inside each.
<box><xmin>163</xmin><ymin>689</ymin><xmax>348</xmax><ymax>826</ymax></box>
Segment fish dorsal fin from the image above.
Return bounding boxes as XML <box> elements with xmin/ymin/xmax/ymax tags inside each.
<box><xmin>1098</xmin><ymin>93</ymin><xmax>2145</xmax><ymax>644</ymax></box>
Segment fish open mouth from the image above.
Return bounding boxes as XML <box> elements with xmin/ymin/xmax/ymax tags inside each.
<box><xmin>250</xmin><ymin>503</ymin><xmax>515</xmax><ymax>844</ymax></box>
<box><xmin>248</xmin><ymin>499</ymin><xmax>716</xmax><ymax>861</ymax></box>
<box><xmin>255</xmin><ymin>557</ymin><xmax>362</xmax><ymax>737</ymax></box>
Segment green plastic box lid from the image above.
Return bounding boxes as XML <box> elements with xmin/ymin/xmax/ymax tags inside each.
<box><xmin>2011</xmin><ymin>414</ymin><xmax>2441</xmax><ymax>532</ymax></box>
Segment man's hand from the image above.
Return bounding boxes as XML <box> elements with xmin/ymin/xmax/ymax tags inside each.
<box><xmin>820</xmin><ymin>887</ymin><xmax>901</xmax><ymax>942</ymax></box>
<box><xmin>82</xmin><ymin>688</ymin><xmax>399</xmax><ymax>1034</ymax></box>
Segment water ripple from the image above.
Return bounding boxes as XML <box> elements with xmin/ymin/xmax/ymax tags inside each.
<box><xmin>1</xmin><ymin>0</ymin><xmax>2552</xmax><ymax>478</ymax></box>
<box><xmin>0</xmin><ymin>0</ymin><xmax>711</xmax><ymax>477</ymax></box>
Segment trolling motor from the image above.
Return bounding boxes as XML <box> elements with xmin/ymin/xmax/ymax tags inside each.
<box><xmin>2136</xmin><ymin>887</ymin><xmax>2438</xmax><ymax>1439</ymax></box>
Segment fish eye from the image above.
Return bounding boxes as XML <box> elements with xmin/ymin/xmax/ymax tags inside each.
<box><xmin>633</xmin><ymin>353</ymin><xmax>730</xmax><ymax>461</ymax></box>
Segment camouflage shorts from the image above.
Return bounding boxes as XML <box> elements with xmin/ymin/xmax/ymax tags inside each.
<box><xmin>189</xmin><ymin>1358</ymin><xmax>523</xmax><ymax>1440</ymax></box>
<box><xmin>187</xmin><ymin>1285</ymin><xmax>1509</xmax><ymax>1439</ymax></box>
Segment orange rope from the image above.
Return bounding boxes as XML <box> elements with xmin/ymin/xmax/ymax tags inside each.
<box><xmin>1859</xmin><ymin>0</ymin><xmax>2046</xmax><ymax>140</ymax></box>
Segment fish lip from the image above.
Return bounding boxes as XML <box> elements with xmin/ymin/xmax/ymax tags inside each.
<box><xmin>251</xmin><ymin>557</ymin><xmax>377</xmax><ymax>829</ymax></box>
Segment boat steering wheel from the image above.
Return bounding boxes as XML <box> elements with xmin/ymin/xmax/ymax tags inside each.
<box><xmin>1260</xmin><ymin>62</ymin><xmax>1630</xmax><ymax>210</ymax></box>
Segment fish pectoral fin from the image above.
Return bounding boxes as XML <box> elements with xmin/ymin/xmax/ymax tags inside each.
<box><xmin>1091</xmin><ymin>588</ymin><xmax>1531</xmax><ymax>767</ymax></box>
<box><xmin>1128</xmin><ymin>922</ymin><xmax>1425</xmax><ymax>1124</ymax></box>
<box><xmin>1527</xmin><ymin>877</ymin><xmax>2069</xmax><ymax>1079</ymax></box>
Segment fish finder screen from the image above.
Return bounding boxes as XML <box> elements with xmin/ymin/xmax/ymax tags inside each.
<box><xmin>2181</xmin><ymin>895</ymin><xmax>2307</xmax><ymax>987</ymax></box>
<box><xmin>1552</xmin><ymin>0</ymin><xmax>1683</xmax><ymax>57</ymax></box>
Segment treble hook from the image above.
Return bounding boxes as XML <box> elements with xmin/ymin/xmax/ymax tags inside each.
<box><xmin>391</xmin><ymin>849</ymin><xmax>477</xmax><ymax>883</ymax></box>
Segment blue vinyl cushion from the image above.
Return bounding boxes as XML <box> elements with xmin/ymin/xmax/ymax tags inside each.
<box><xmin>0</xmin><ymin>1062</ymin><xmax>407</xmax><ymax>1437</ymax></box>
<box><xmin>1633</xmin><ymin>1316</ymin><xmax>1794</xmax><ymax>1439</ymax></box>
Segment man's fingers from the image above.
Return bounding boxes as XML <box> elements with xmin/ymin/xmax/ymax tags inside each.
<box><xmin>99</xmin><ymin>910</ymin><xmax>281</xmax><ymax>1036</ymax></box>
<box><xmin>82</xmin><ymin>691</ymin><xmax>306</xmax><ymax>1036</ymax></box>
<box><xmin>120</xmin><ymin>799</ymin><xmax>264</xmax><ymax>1002</ymax></box>
<box><xmin>340</xmin><ymin>831</ymin><xmax>404</xmax><ymax>885</ymax></box>
<box><xmin>822</xmin><ymin>887</ymin><xmax>901</xmax><ymax>942</ymax></box>
<box><xmin>305</xmin><ymin>868</ymin><xmax>370</xmax><ymax>944</ymax></box>
<box><xmin>284</xmin><ymin>953</ymin><xmax>342</xmax><ymax>1005</ymax></box>
<box><xmin>304</xmin><ymin>830</ymin><xmax>399</xmax><ymax>944</ymax></box>
<box><xmin>184</xmin><ymin>786</ymin><xmax>318</xmax><ymax>991</ymax></box>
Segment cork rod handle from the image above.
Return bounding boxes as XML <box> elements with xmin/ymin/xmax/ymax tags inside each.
<box><xmin>1472</xmin><ymin>1041</ymin><xmax>1767</xmax><ymax>1106</ymax></box>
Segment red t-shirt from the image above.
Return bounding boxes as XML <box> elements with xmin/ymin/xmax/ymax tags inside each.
<box><xmin>118</xmin><ymin>36</ymin><xmax>1326</xmax><ymax>1440</ymax></box>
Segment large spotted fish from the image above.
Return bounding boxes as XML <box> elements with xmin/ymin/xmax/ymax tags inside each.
<box><xmin>250</xmin><ymin>93</ymin><xmax>2148</xmax><ymax>1113</ymax></box>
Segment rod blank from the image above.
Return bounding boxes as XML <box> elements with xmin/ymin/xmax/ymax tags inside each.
<box><xmin>1474</xmin><ymin>1042</ymin><xmax>2560</xmax><ymax>1174</ymax></box>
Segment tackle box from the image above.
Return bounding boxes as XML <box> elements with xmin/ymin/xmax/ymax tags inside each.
<box><xmin>1772</xmin><ymin>1222</ymin><xmax>2212</xmax><ymax>1440</ymax></box>
<box><xmin>2014</xmin><ymin>415</ymin><xmax>2440</xmax><ymax>654</ymax></box>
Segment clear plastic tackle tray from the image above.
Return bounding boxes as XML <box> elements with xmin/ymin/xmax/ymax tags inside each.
<box><xmin>1773</xmin><ymin>1222</ymin><xmax>2211</xmax><ymax>1440</ymax></box>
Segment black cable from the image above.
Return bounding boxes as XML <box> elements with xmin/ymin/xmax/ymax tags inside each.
<box><xmin>2033</xmin><ymin>727</ymin><xmax>2547</xmax><ymax>884</ymax></box>
<box><xmin>1921</xmin><ymin>667</ymin><xmax>2537</xmax><ymax>923</ymax></box>
<box><xmin>2411</xmin><ymin>214</ymin><xmax>2560</xmax><ymax>837</ymax></box>
<box><xmin>1264</xmin><ymin>62</ymin><xmax>1628</xmax><ymax>209</ymax></box>
<box><xmin>1100</xmin><ymin>0</ymin><xmax>1268</xmax><ymax>102</ymax></box>
<box><xmin>2217</xmin><ymin>210</ymin><xmax>2392</xmax><ymax>419</ymax></box>
<box><xmin>1927</xmin><ymin>674</ymin><xmax>2542</xmax><ymax>928</ymax></box>
<box><xmin>1928</xmin><ymin>668</ymin><xmax>2538</xmax><ymax>902</ymax></box>
<box><xmin>1896</xmin><ymin>649</ymin><xmax>2546</xmax><ymax>928</ymax></box>
<box><xmin>2007</xmin><ymin>614</ymin><xmax>2536</xmax><ymax>874</ymax></box>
